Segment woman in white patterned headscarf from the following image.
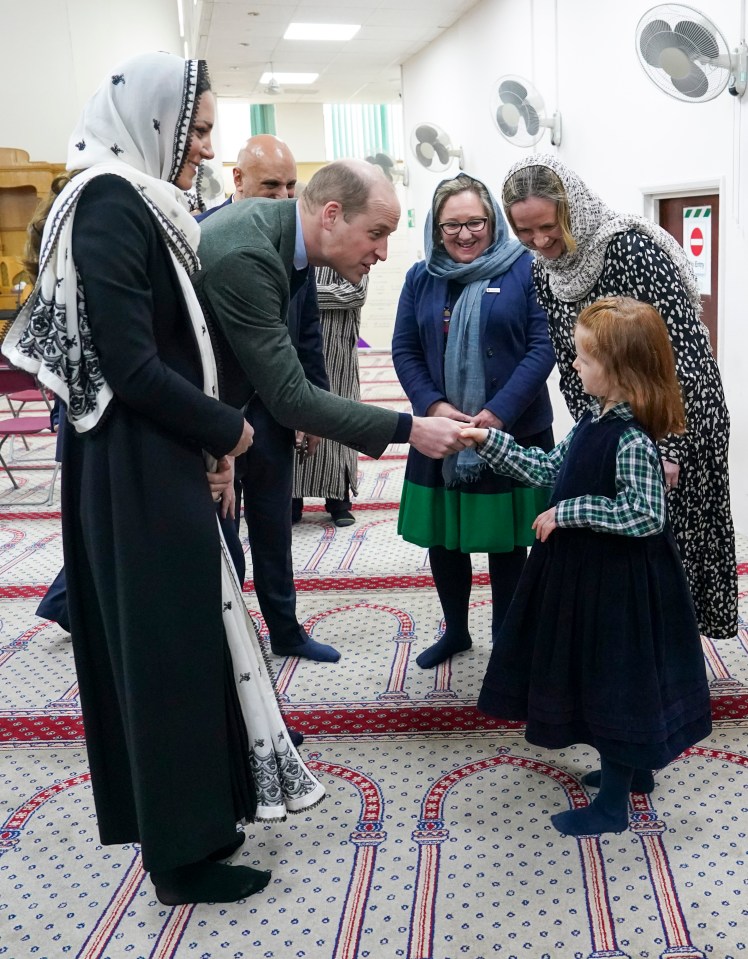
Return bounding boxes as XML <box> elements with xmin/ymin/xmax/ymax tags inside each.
<box><xmin>502</xmin><ymin>154</ymin><xmax>736</xmax><ymax>643</ymax></box>
<box><xmin>3</xmin><ymin>51</ymin><xmax>323</xmax><ymax>905</ymax></box>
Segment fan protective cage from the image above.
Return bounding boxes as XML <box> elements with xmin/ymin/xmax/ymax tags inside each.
<box><xmin>410</xmin><ymin>122</ymin><xmax>458</xmax><ymax>172</ymax></box>
<box><xmin>490</xmin><ymin>74</ymin><xmax>548</xmax><ymax>147</ymax></box>
<box><xmin>635</xmin><ymin>4</ymin><xmax>731</xmax><ymax>102</ymax></box>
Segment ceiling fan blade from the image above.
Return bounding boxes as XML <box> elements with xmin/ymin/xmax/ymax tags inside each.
<box><xmin>672</xmin><ymin>63</ymin><xmax>709</xmax><ymax>98</ymax></box>
<box><xmin>675</xmin><ymin>20</ymin><xmax>719</xmax><ymax>59</ymax></box>
<box><xmin>639</xmin><ymin>19</ymin><xmax>674</xmax><ymax>66</ymax></box>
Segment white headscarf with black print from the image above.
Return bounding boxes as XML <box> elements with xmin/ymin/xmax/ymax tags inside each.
<box><xmin>2</xmin><ymin>51</ymin><xmax>212</xmax><ymax>432</ymax></box>
<box><xmin>502</xmin><ymin>153</ymin><xmax>702</xmax><ymax>313</ymax></box>
<box><xmin>2</xmin><ymin>53</ymin><xmax>328</xmax><ymax>811</ymax></box>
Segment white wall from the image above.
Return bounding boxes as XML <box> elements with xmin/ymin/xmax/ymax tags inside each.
<box><xmin>402</xmin><ymin>0</ymin><xmax>748</xmax><ymax>532</ymax></box>
<box><xmin>216</xmin><ymin>101</ymin><xmax>327</xmax><ymax>167</ymax></box>
<box><xmin>274</xmin><ymin>104</ymin><xmax>327</xmax><ymax>162</ymax></box>
<box><xmin>2</xmin><ymin>0</ymin><xmax>182</xmax><ymax>162</ymax></box>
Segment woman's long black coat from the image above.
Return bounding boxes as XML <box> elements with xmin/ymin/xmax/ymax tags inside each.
<box><xmin>63</xmin><ymin>176</ymin><xmax>249</xmax><ymax>873</ymax></box>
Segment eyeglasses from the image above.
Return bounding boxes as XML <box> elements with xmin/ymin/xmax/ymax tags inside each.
<box><xmin>438</xmin><ymin>217</ymin><xmax>488</xmax><ymax>236</ymax></box>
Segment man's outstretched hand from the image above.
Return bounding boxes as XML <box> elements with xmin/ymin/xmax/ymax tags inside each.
<box><xmin>408</xmin><ymin>416</ymin><xmax>474</xmax><ymax>459</ymax></box>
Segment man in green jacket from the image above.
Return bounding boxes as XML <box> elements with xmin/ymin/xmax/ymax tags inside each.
<box><xmin>194</xmin><ymin>158</ymin><xmax>470</xmax><ymax>465</ymax></box>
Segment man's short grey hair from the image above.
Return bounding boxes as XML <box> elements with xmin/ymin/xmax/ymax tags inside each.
<box><xmin>301</xmin><ymin>160</ymin><xmax>380</xmax><ymax>220</ymax></box>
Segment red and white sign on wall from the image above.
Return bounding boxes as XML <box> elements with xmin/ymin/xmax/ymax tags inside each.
<box><xmin>682</xmin><ymin>206</ymin><xmax>711</xmax><ymax>296</ymax></box>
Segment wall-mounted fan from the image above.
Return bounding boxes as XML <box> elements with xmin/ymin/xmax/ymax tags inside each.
<box><xmin>365</xmin><ymin>152</ymin><xmax>409</xmax><ymax>186</ymax></box>
<box><xmin>410</xmin><ymin>123</ymin><xmax>464</xmax><ymax>172</ymax></box>
<box><xmin>635</xmin><ymin>4</ymin><xmax>748</xmax><ymax>101</ymax></box>
<box><xmin>490</xmin><ymin>76</ymin><xmax>562</xmax><ymax>148</ymax></box>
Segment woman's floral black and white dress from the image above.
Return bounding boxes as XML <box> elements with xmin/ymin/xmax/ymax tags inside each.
<box><xmin>534</xmin><ymin>229</ymin><xmax>737</xmax><ymax>639</ymax></box>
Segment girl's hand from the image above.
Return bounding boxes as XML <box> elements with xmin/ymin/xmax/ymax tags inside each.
<box><xmin>460</xmin><ymin>427</ymin><xmax>489</xmax><ymax>447</ymax></box>
<box><xmin>532</xmin><ymin>506</ymin><xmax>557</xmax><ymax>542</ymax></box>
<box><xmin>426</xmin><ymin>400</ymin><xmax>473</xmax><ymax>422</ymax></box>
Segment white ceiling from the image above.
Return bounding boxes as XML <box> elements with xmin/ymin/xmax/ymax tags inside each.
<box><xmin>195</xmin><ymin>0</ymin><xmax>482</xmax><ymax>103</ymax></box>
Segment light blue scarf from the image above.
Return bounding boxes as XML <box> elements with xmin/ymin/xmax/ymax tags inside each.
<box><xmin>425</xmin><ymin>173</ymin><xmax>524</xmax><ymax>486</ymax></box>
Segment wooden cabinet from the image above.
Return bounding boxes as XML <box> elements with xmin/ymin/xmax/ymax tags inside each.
<box><xmin>0</xmin><ymin>147</ymin><xmax>65</xmax><ymax>312</ymax></box>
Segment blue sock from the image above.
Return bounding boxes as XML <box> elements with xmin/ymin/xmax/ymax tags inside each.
<box><xmin>552</xmin><ymin>757</ymin><xmax>633</xmax><ymax>836</ymax></box>
<box><xmin>270</xmin><ymin>634</ymin><xmax>341</xmax><ymax>663</ymax></box>
<box><xmin>416</xmin><ymin>631</ymin><xmax>472</xmax><ymax>669</ymax></box>
<box><xmin>582</xmin><ymin>767</ymin><xmax>654</xmax><ymax>793</ymax></box>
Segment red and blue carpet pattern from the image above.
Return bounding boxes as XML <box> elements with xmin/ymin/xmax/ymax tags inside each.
<box><xmin>1</xmin><ymin>351</ymin><xmax>747</xmax><ymax>958</ymax></box>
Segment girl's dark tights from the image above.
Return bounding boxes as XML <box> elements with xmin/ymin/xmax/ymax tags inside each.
<box><xmin>552</xmin><ymin>756</ymin><xmax>633</xmax><ymax>836</ymax></box>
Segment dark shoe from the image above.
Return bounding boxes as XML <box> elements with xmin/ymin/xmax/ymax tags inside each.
<box><xmin>287</xmin><ymin>727</ymin><xmax>304</xmax><ymax>748</ymax></box>
<box><xmin>330</xmin><ymin>509</ymin><xmax>355</xmax><ymax>527</ymax></box>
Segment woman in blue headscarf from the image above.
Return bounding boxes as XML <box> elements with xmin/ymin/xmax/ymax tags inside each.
<box><xmin>393</xmin><ymin>173</ymin><xmax>555</xmax><ymax>668</ymax></box>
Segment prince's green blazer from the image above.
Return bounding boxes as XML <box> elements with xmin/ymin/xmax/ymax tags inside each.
<box><xmin>193</xmin><ymin>198</ymin><xmax>401</xmax><ymax>457</ymax></box>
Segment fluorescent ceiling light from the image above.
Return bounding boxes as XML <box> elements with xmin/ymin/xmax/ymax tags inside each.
<box><xmin>260</xmin><ymin>72</ymin><xmax>319</xmax><ymax>85</ymax></box>
<box><xmin>284</xmin><ymin>23</ymin><xmax>360</xmax><ymax>42</ymax></box>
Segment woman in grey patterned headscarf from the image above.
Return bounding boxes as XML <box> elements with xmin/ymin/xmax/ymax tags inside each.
<box><xmin>3</xmin><ymin>51</ymin><xmax>325</xmax><ymax>906</ymax></box>
<box><xmin>502</xmin><ymin>154</ymin><xmax>736</xmax><ymax>641</ymax></box>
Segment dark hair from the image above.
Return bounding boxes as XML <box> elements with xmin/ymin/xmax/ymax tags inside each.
<box><xmin>195</xmin><ymin>59</ymin><xmax>211</xmax><ymax>100</ymax></box>
<box><xmin>576</xmin><ymin>296</ymin><xmax>685</xmax><ymax>440</ymax></box>
<box><xmin>173</xmin><ymin>59</ymin><xmax>212</xmax><ymax>185</ymax></box>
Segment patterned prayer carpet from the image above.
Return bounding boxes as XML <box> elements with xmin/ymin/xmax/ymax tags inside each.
<box><xmin>1</xmin><ymin>351</ymin><xmax>747</xmax><ymax>959</ymax></box>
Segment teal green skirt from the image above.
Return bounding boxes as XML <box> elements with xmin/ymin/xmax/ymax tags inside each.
<box><xmin>398</xmin><ymin>428</ymin><xmax>554</xmax><ymax>554</ymax></box>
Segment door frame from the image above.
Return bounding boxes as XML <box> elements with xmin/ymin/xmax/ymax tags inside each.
<box><xmin>640</xmin><ymin>177</ymin><xmax>725</xmax><ymax>365</ymax></box>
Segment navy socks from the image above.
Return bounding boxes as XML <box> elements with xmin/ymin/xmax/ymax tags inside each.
<box><xmin>417</xmin><ymin>546</ymin><xmax>472</xmax><ymax>669</ymax></box>
<box><xmin>582</xmin><ymin>767</ymin><xmax>655</xmax><ymax>793</ymax></box>
<box><xmin>271</xmin><ymin>631</ymin><xmax>341</xmax><ymax>663</ymax></box>
<box><xmin>416</xmin><ymin>631</ymin><xmax>472</xmax><ymax>669</ymax></box>
<box><xmin>552</xmin><ymin>757</ymin><xmax>633</xmax><ymax>836</ymax></box>
<box><xmin>417</xmin><ymin>546</ymin><xmax>526</xmax><ymax>668</ymax></box>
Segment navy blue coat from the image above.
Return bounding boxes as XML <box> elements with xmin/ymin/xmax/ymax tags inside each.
<box><xmin>392</xmin><ymin>251</ymin><xmax>553</xmax><ymax>440</ymax></box>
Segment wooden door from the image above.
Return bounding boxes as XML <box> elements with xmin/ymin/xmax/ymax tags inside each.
<box><xmin>658</xmin><ymin>194</ymin><xmax>719</xmax><ymax>354</ymax></box>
